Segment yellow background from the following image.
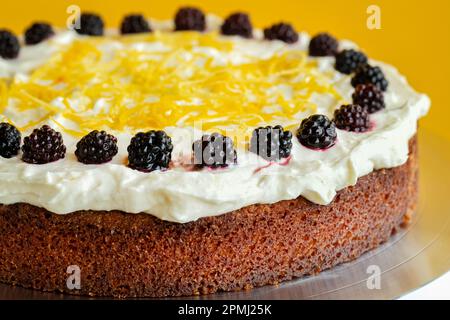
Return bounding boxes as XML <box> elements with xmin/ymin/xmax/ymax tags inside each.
<box><xmin>1</xmin><ymin>0</ymin><xmax>449</xmax><ymax>138</ymax></box>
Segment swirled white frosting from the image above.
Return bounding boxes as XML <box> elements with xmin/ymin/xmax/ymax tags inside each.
<box><xmin>0</xmin><ymin>17</ymin><xmax>430</xmax><ymax>223</ymax></box>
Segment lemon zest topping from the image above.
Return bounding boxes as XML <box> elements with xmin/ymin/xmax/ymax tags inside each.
<box><xmin>1</xmin><ymin>32</ymin><xmax>343</xmax><ymax>138</ymax></box>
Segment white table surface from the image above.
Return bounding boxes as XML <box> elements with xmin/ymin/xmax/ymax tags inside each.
<box><xmin>400</xmin><ymin>271</ymin><xmax>450</xmax><ymax>300</ymax></box>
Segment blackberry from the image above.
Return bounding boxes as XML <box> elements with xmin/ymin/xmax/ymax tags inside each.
<box><xmin>174</xmin><ymin>7</ymin><xmax>206</xmax><ymax>31</ymax></box>
<box><xmin>309</xmin><ymin>33</ymin><xmax>338</xmax><ymax>57</ymax></box>
<box><xmin>0</xmin><ymin>30</ymin><xmax>20</xmax><ymax>59</ymax></box>
<box><xmin>335</xmin><ymin>49</ymin><xmax>368</xmax><ymax>74</ymax></box>
<box><xmin>193</xmin><ymin>133</ymin><xmax>237</xmax><ymax>169</ymax></box>
<box><xmin>0</xmin><ymin>122</ymin><xmax>21</xmax><ymax>158</ymax></box>
<box><xmin>351</xmin><ymin>64</ymin><xmax>389</xmax><ymax>92</ymax></box>
<box><xmin>76</xmin><ymin>13</ymin><xmax>104</xmax><ymax>36</ymax></box>
<box><xmin>75</xmin><ymin>130</ymin><xmax>118</xmax><ymax>164</ymax></box>
<box><xmin>264</xmin><ymin>23</ymin><xmax>299</xmax><ymax>44</ymax></box>
<box><xmin>334</xmin><ymin>104</ymin><xmax>370</xmax><ymax>133</ymax></box>
<box><xmin>22</xmin><ymin>125</ymin><xmax>66</xmax><ymax>164</ymax></box>
<box><xmin>296</xmin><ymin>115</ymin><xmax>337</xmax><ymax>150</ymax></box>
<box><xmin>128</xmin><ymin>130</ymin><xmax>173</xmax><ymax>172</ymax></box>
<box><xmin>24</xmin><ymin>22</ymin><xmax>55</xmax><ymax>45</ymax></box>
<box><xmin>120</xmin><ymin>14</ymin><xmax>151</xmax><ymax>34</ymax></box>
<box><xmin>352</xmin><ymin>84</ymin><xmax>386</xmax><ymax>113</ymax></box>
<box><xmin>221</xmin><ymin>13</ymin><xmax>253</xmax><ymax>38</ymax></box>
<box><xmin>250</xmin><ymin>125</ymin><xmax>292</xmax><ymax>161</ymax></box>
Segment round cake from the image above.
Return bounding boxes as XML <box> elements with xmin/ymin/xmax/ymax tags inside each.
<box><xmin>0</xmin><ymin>8</ymin><xmax>430</xmax><ymax>298</ymax></box>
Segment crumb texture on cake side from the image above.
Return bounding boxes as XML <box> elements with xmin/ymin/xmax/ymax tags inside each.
<box><xmin>0</xmin><ymin>138</ymin><xmax>418</xmax><ymax>298</ymax></box>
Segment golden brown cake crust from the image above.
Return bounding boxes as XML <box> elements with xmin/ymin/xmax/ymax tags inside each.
<box><xmin>0</xmin><ymin>137</ymin><xmax>418</xmax><ymax>298</ymax></box>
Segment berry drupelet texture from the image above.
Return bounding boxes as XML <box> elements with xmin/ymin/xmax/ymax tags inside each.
<box><xmin>75</xmin><ymin>130</ymin><xmax>119</xmax><ymax>164</ymax></box>
<box><xmin>309</xmin><ymin>33</ymin><xmax>338</xmax><ymax>57</ymax></box>
<box><xmin>128</xmin><ymin>130</ymin><xmax>173</xmax><ymax>172</ymax></box>
<box><xmin>250</xmin><ymin>125</ymin><xmax>292</xmax><ymax>161</ymax></box>
<box><xmin>334</xmin><ymin>104</ymin><xmax>370</xmax><ymax>133</ymax></box>
<box><xmin>120</xmin><ymin>14</ymin><xmax>151</xmax><ymax>34</ymax></box>
<box><xmin>21</xmin><ymin>125</ymin><xmax>66</xmax><ymax>164</ymax></box>
<box><xmin>335</xmin><ymin>49</ymin><xmax>368</xmax><ymax>75</ymax></box>
<box><xmin>297</xmin><ymin>115</ymin><xmax>337</xmax><ymax>150</ymax></box>
<box><xmin>76</xmin><ymin>13</ymin><xmax>104</xmax><ymax>36</ymax></box>
<box><xmin>24</xmin><ymin>22</ymin><xmax>55</xmax><ymax>45</ymax></box>
<box><xmin>174</xmin><ymin>7</ymin><xmax>206</xmax><ymax>31</ymax></box>
<box><xmin>193</xmin><ymin>133</ymin><xmax>237</xmax><ymax>169</ymax></box>
<box><xmin>351</xmin><ymin>64</ymin><xmax>389</xmax><ymax>92</ymax></box>
<box><xmin>0</xmin><ymin>122</ymin><xmax>21</xmax><ymax>159</ymax></box>
<box><xmin>221</xmin><ymin>13</ymin><xmax>253</xmax><ymax>38</ymax></box>
<box><xmin>264</xmin><ymin>23</ymin><xmax>299</xmax><ymax>44</ymax></box>
<box><xmin>0</xmin><ymin>30</ymin><xmax>20</xmax><ymax>59</ymax></box>
<box><xmin>352</xmin><ymin>84</ymin><xmax>386</xmax><ymax>113</ymax></box>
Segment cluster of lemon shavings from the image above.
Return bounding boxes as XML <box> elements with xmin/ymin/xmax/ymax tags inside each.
<box><xmin>2</xmin><ymin>32</ymin><xmax>343</xmax><ymax>140</ymax></box>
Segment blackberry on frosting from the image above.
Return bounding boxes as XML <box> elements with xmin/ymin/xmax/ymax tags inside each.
<box><xmin>309</xmin><ymin>33</ymin><xmax>338</xmax><ymax>57</ymax></box>
<box><xmin>193</xmin><ymin>133</ymin><xmax>237</xmax><ymax>169</ymax></box>
<box><xmin>334</xmin><ymin>104</ymin><xmax>370</xmax><ymax>133</ymax></box>
<box><xmin>297</xmin><ymin>115</ymin><xmax>337</xmax><ymax>150</ymax></box>
<box><xmin>250</xmin><ymin>125</ymin><xmax>292</xmax><ymax>161</ymax></box>
<box><xmin>22</xmin><ymin>125</ymin><xmax>66</xmax><ymax>164</ymax></box>
<box><xmin>76</xmin><ymin>13</ymin><xmax>104</xmax><ymax>36</ymax></box>
<box><xmin>264</xmin><ymin>22</ymin><xmax>299</xmax><ymax>44</ymax></box>
<box><xmin>174</xmin><ymin>7</ymin><xmax>206</xmax><ymax>31</ymax></box>
<box><xmin>221</xmin><ymin>13</ymin><xmax>253</xmax><ymax>38</ymax></box>
<box><xmin>351</xmin><ymin>64</ymin><xmax>389</xmax><ymax>92</ymax></box>
<box><xmin>75</xmin><ymin>130</ymin><xmax>118</xmax><ymax>164</ymax></box>
<box><xmin>352</xmin><ymin>84</ymin><xmax>386</xmax><ymax>113</ymax></box>
<box><xmin>121</xmin><ymin>14</ymin><xmax>151</xmax><ymax>34</ymax></box>
<box><xmin>128</xmin><ymin>130</ymin><xmax>173</xmax><ymax>172</ymax></box>
<box><xmin>335</xmin><ymin>49</ymin><xmax>368</xmax><ymax>75</ymax></box>
<box><xmin>0</xmin><ymin>122</ymin><xmax>21</xmax><ymax>158</ymax></box>
<box><xmin>0</xmin><ymin>30</ymin><xmax>20</xmax><ymax>59</ymax></box>
<box><xmin>25</xmin><ymin>22</ymin><xmax>55</xmax><ymax>45</ymax></box>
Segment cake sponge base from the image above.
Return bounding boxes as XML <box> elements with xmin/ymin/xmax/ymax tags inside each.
<box><xmin>0</xmin><ymin>137</ymin><xmax>418</xmax><ymax>298</ymax></box>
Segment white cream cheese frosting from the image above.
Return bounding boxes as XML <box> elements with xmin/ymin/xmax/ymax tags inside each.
<box><xmin>0</xmin><ymin>17</ymin><xmax>430</xmax><ymax>223</ymax></box>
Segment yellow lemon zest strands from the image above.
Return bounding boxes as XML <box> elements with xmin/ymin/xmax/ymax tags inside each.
<box><xmin>0</xmin><ymin>32</ymin><xmax>343</xmax><ymax>138</ymax></box>
<box><xmin>0</xmin><ymin>80</ymin><xmax>8</xmax><ymax>116</ymax></box>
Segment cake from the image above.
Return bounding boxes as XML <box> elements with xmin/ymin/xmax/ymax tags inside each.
<box><xmin>0</xmin><ymin>8</ymin><xmax>430</xmax><ymax>298</ymax></box>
